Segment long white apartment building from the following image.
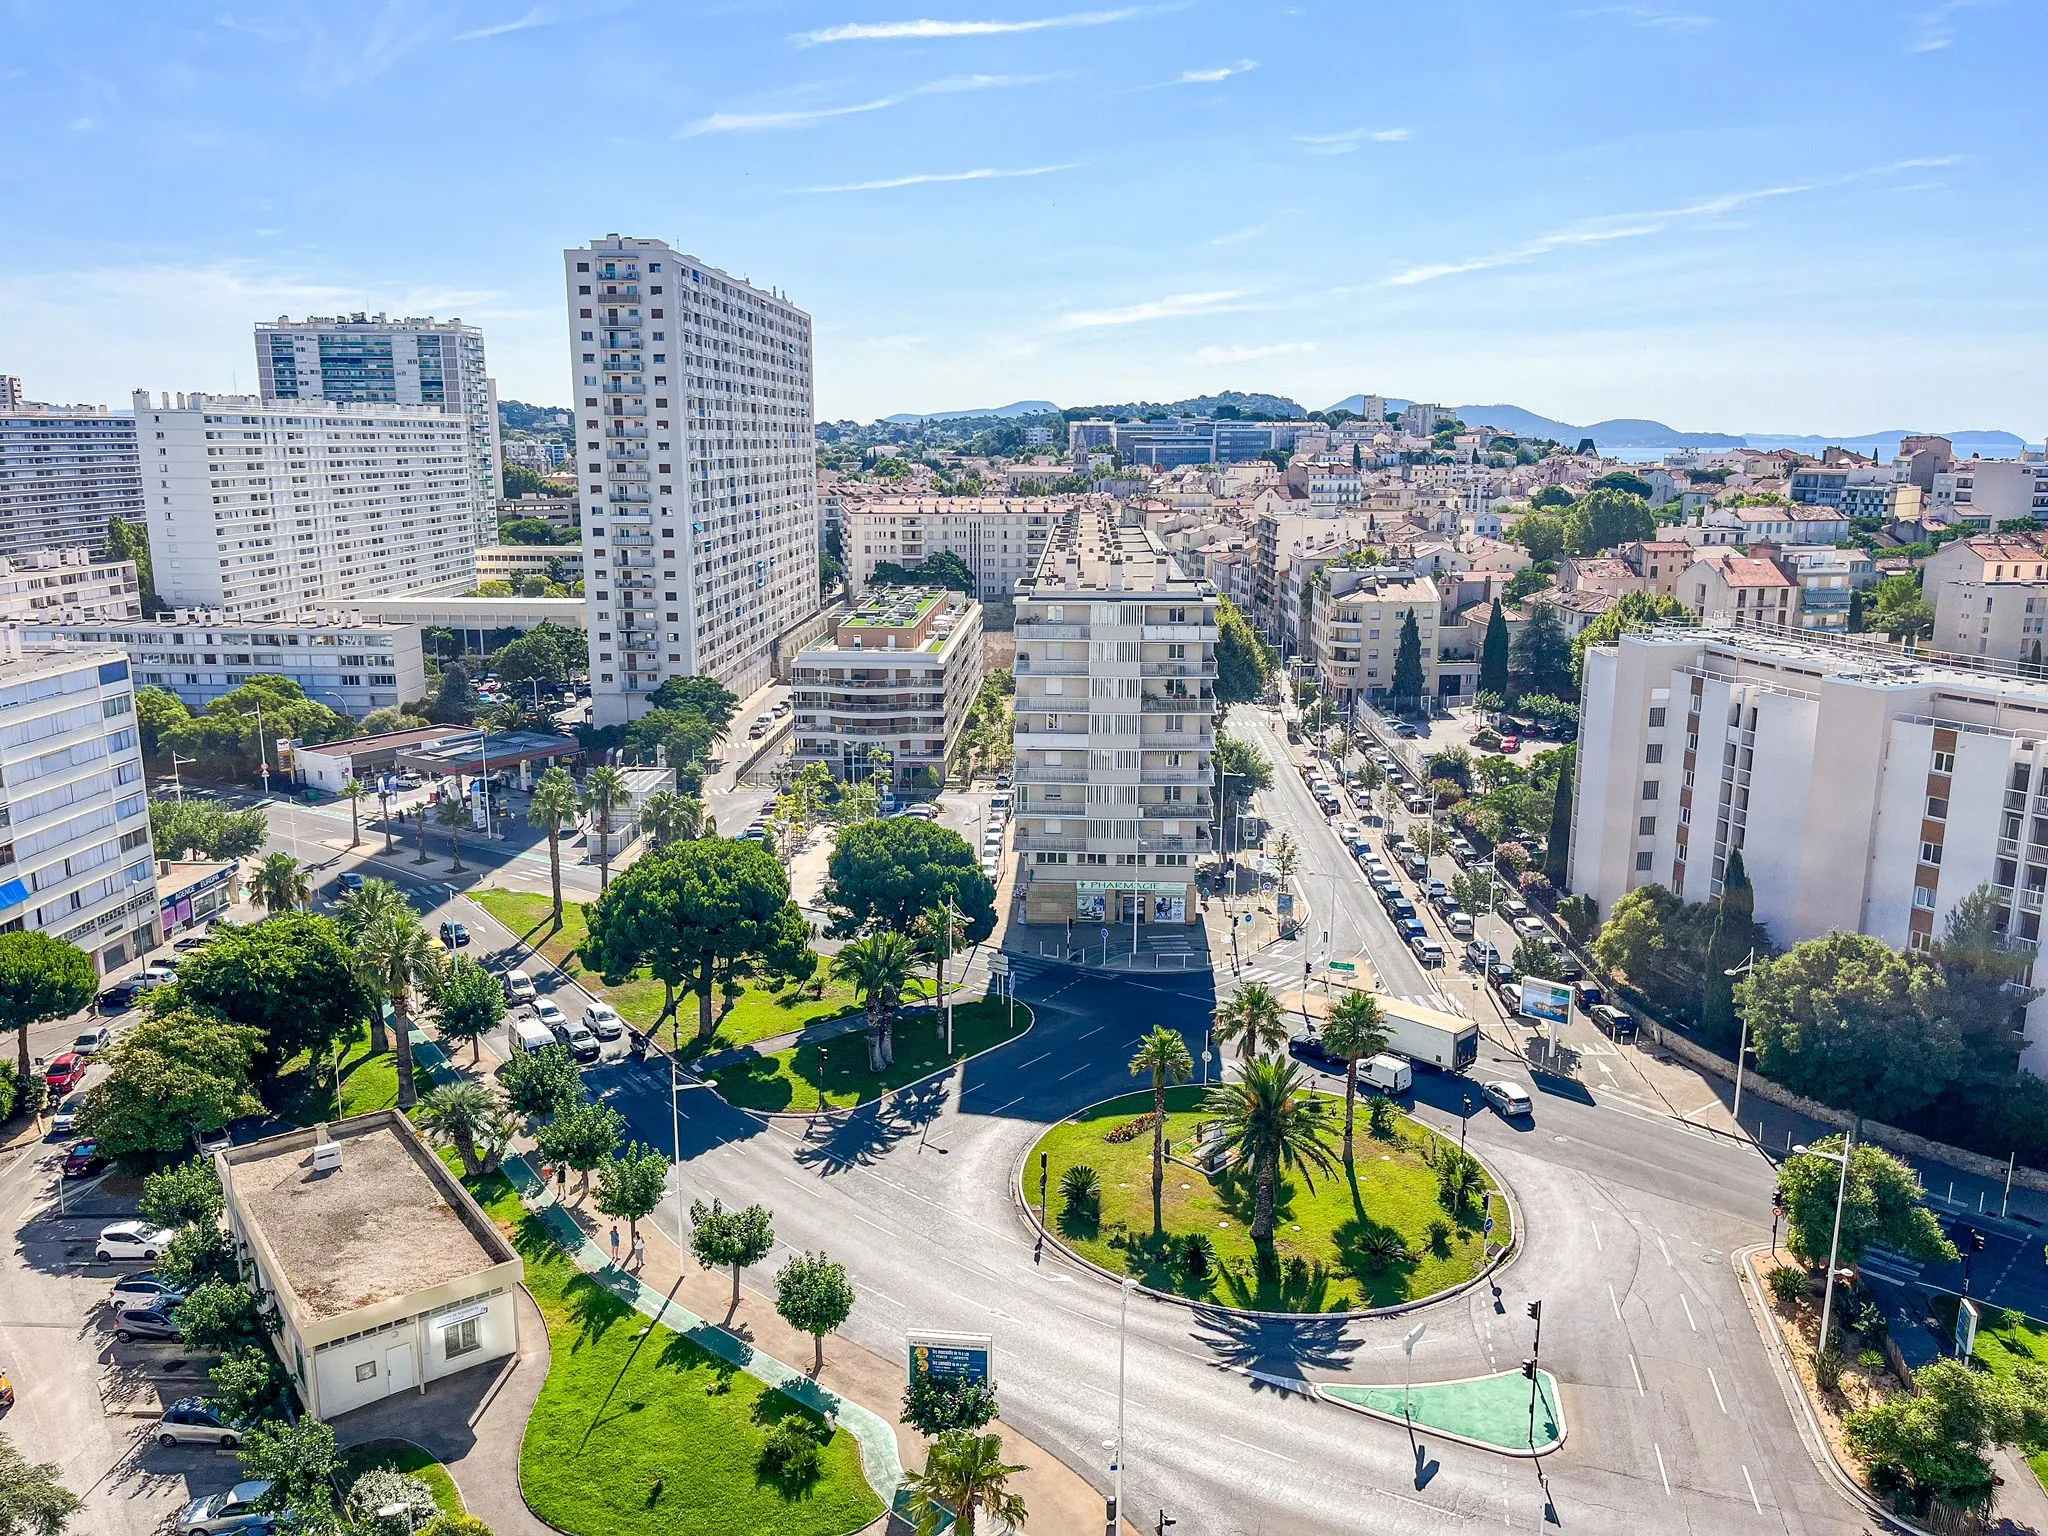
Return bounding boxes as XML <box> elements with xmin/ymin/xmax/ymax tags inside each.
<box><xmin>1012</xmin><ymin>511</ymin><xmax>1216</xmax><ymax>928</ymax></box>
<box><xmin>0</xmin><ymin>636</ymin><xmax>160</xmax><ymax>973</ymax></box>
<box><xmin>843</xmin><ymin>496</ymin><xmax>1067</xmax><ymax>601</ymax></box>
<box><xmin>0</xmin><ymin>400</ymin><xmax>143</xmax><ymax>564</ymax></box>
<box><xmin>21</xmin><ymin>611</ymin><xmax>424</xmax><ymax>718</ymax></box>
<box><xmin>136</xmin><ymin>392</ymin><xmax>479</xmax><ymax>622</ymax></box>
<box><xmin>258</xmin><ymin>315</ymin><xmax>502</xmax><ymax>545</ymax></box>
<box><xmin>0</xmin><ymin>550</ymin><xmax>141</xmax><ymax>624</ymax></box>
<box><xmin>1572</xmin><ymin>627</ymin><xmax>2048</xmax><ymax>1072</ymax></box>
<box><xmin>565</xmin><ymin>237</ymin><xmax>817</xmax><ymax>723</ymax></box>
<box><xmin>789</xmin><ymin>587</ymin><xmax>983</xmax><ymax>788</ymax></box>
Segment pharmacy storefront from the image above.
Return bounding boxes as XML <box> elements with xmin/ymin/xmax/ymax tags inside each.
<box><xmin>1075</xmin><ymin>879</ymin><xmax>1191</xmax><ymax>926</ymax></box>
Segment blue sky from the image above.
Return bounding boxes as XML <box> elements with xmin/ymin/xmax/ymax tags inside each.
<box><xmin>3</xmin><ymin>0</ymin><xmax>2043</xmax><ymax>434</ymax></box>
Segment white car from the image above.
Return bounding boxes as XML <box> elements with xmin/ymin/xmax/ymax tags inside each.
<box><xmin>504</xmin><ymin>969</ymin><xmax>538</xmax><ymax>1004</ymax></box>
<box><xmin>175</xmin><ymin>1481</ymin><xmax>274</xmax><ymax>1533</ymax></box>
<box><xmin>1512</xmin><ymin>916</ymin><xmax>1549</xmax><ymax>940</ymax></box>
<box><xmin>95</xmin><ymin>1221</ymin><xmax>175</xmax><ymax>1262</ymax></box>
<box><xmin>1483</xmin><ymin>1080</ymin><xmax>1534</xmax><ymax>1118</ymax></box>
<box><xmin>50</xmin><ymin>1094</ymin><xmax>84</xmax><ymax>1134</ymax></box>
<box><xmin>582</xmin><ymin>1001</ymin><xmax>625</xmax><ymax>1040</ymax></box>
<box><xmin>155</xmin><ymin>1396</ymin><xmax>245</xmax><ymax>1449</ymax></box>
<box><xmin>1501</xmin><ymin>898</ymin><xmax>1531</xmax><ymax>920</ymax></box>
<box><xmin>139</xmin><ymin>961</ymin><xmax>178</xmax><ymax>989</ymax></box>
<box><xmin>532</xmin><ymin>998</ymin><xmax>567</xmax><ymax>1030</ymax></box>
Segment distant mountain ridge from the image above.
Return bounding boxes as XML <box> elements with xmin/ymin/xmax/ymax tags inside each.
<box><xmin>882</xmin><ymin>400</ymin><xmax>1057</xmax><ymax>423</ymax></box>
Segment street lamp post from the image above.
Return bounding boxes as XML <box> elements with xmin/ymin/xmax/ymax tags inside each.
<box><xmin>1794</xmin><ymin>1128</ymin><xmax>1858</xmax><ymax>1355</ymax></box>
<box><xmin>1725</xmin><ymin>947</ymin><xmax>1758</xmax><ymax>1133</ymax></box>
<box><xmin>1401</xmin><ymin>1320</ymin><xmax>1426</xmax><ymax>1432</ymax></box>
<box><xmin>1112</xmin><ymin>1276</ymin><xmax>1134</xmax><ymax>1528</ymax></box>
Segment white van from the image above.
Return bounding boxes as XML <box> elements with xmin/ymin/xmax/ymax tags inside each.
<box><xmin>509</xmin><ymin>1017</ymin><xmax>556</xmax><ymax>1055</ymax></box>
<box><xmin>1361</xmin><ymin>1054</ymin><xmax>1413</xmax><ymax>1094</ymax></box>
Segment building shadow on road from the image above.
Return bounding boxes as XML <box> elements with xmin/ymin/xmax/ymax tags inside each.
<box><xmin>1183</xmin><ymin>1303</ymin><xmax>1362</xmax><ymax>1389</ymax></box>
<box><xmin>790</xmin><ymin>1078</ymin><xmax>950</xmax><ymax>1176</ymax></box>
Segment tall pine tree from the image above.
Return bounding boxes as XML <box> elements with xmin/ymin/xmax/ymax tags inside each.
<box><xmin>1701</xmin><ymin>848</ymin><xmax>1755</xmax><ymax>1052</ymax></box>
<box><xmin>1847</xmin><ymin>586</ymin><xmax>1865</xmax><ymax>633</ymax></box>
<box><xmin>1390</xmin><ymin>610</ymin><xmax>1426</xmax><ymax>708</ymax></box>
<box><xmin>1478</xmin><ymin>599</ymin><xmax>1510</xmax><ymax>701</ymax></box>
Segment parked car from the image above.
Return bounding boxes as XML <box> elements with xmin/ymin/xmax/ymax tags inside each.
<box><xmin>97</xmin><ymin>977</ymin><xmax>146</xmax><ymax>1012</ymax></box>
<box><xmin>175</xmin><ymin>1481</ymin><xmax>275</xmax><ymax>1534</ymax></box>
<box><xmin>1512</xmin><ymin>916</ymin><xmax>1548</xmax><ymax>940</ymax></box>
<box><xmin>334</xmin><ymin>872</ymin><xmax>365</xmax><ymax>896</ymax></box>
<box><xmin>504</xmin><ymin>969</ymin><xmax>538</xmax><ymax>1004</ymax></box>
<box><xmin>172</xmin><ymin>932</ymin><xmax>215</xmax><ymax>953</ymax></box>
<box><xmin>1488</xmin><ymin>962</ymin><xmax>1520</xmax><ymax>992</ymax></box>
<box><xmin>1591</xmin><ymin>1003</ymin><xmax>1637</xmax><ymax>1040</ymax></box>
<box><xmin>71</xmin><ymin>1025</ymin><xmax>112</xmax><ymax>1056</ymax></box>
<box><xmin>1501</xmin><ymin>898</ymin><xmax>1530</xmax><ymax>920</ymax></box>
<box><xmin>44</xmin><ymin>1053</ymin><xmax>87</xmax><ymax>1096</ymax></box>
<box><xmin>439</xmin><ymin>920</ymin><xmax>470</xmax><ymax>948</ymax></box>
<box><xmin>1361</xmin><ymin>1054</ymin><xmax>1413</xmax><ymax>1094</ymax></box>
<box><xmin>108</xmin><ymin>1272</ymin><xmax>184</xmax><ymax>1314</ymax></box>
<box><xmin>582</xmin><ymin>1001</ymin><xmax>625</xmax><ymax>1040</ymax></box>
<box><xmin>1410</xmin><ymin>936</ymin><xmax>1445</xmax><ymax>967</ymax></box>
<box><xmin>1482</xmin><ymin>1080</ymin><xmax>1534</xmax><ymax>1118</ymax></box>
<box><xmin>1394</xmin><ymin>722</ymin><xmax>1419</xmax><ymax>738</ymax></box>
<box><xmin>554</xmin><ymin>1017</ymin><xmax>601</xmax><ymax>1065</ymax></box>
<box><xmin>1447</xmin><ymin>913</ymin><xmax>1475</xmax><ymax>941</ymax></box>
<box><xmin>156</xmin><ymin>1397</ymin><xmax>245</xmax><ymax>1449</ymax></box>
<box><xmin>49</xmin><ymin>1095</ymin><xmax>84</xmax><ymax>1134</ymax></box>
<box><xmin>1498</xmin><ymin>735</ymin><xmax>1521</xmax><ymax>753</ymax></box>
<box><xmin>64</xmin><ymin>1139</ymin><xmax>107</xmax><ymax>1179</ymax></box>
<box><xmin>903</xmin><ymin>803</ymin><xmax>941</xmax><ymax>821</ymax></box>
<box><xmin>113</xmin><ymin>1302</ymin><xmax>183</xmax><ymax>1344</ymax></box>
<box><xmin>1499</xmin><ymin>982</ymin><xmax>1523</xmax><ymax>1013</ymax></box>
<box><xmin>1574</xmin><ymin>981</ymin><xmax>1605</xmax><ymax>1010</ymax></box>
<box><xmin>1424</xmin><ymin>876</ymin><xmax>1448</xmax><ymax>900</ymax></box>
<box><xmin>95</xmin><ymin>1221</ymin><xmax>174</xmax><ymax>1262</ymax></box>
<box><xmin>1465</xmin><ymin>938</ymin><xmax>1500</xmax><ymax>969</ymax></box>
<box><xmin>1397</xmin><ymin>917</ymin><xmax>1427</xmax><ymax>943</ymax></box>
<box><xmin>140</xmin><ymin>959</ymin><xmax>179</xmax><ymax>987</ymax></box>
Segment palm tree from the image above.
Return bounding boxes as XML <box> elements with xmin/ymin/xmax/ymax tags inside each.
<box><xmin>830</xmin><ymin>929</ymin><xmax>916</xmax><ymax>1073</ymax></box>
<box><xmin>639</xmin><ymin>789</ymin><xmax>692</xmax><ymax>850</ymax></box>
<box><xmin>527</xmin><ymin>766</ymin><xmax>581</xmax><ymax>931</ymax></box>
<box><xmin>335</xmin><ymin>879</ymin><xmax>410</xmax><ymax>1052</ymax></box>
<box><xmin>1204</xmin><ymin>1057</ymin><xmax>1337</xmax><ymax>1245</ymax></box>
<box><xmin>583</xmin><ymin>765</ymin><xmax>630</xmax><ymax>892</ymax></box>
<box><xmin>1128</xmin><ymin>1026</ymin><xmax>1193</xmax><ymax>1235</ymax></box>
<box><xmin>911</xmin><ymin>904</ymin><xmax>967</xmax><ymax>1012</ymax></box>
<box><xmin>431</xmin><ymin>794</ymin><xmax>471</xmax><ymax>872</ymax></box>
<box><xmin>416</xmin><ymin>1080</ymin><xmax>499</xmax><ymax>1178</ymax></box>
<box><xmin>1321</xmin><ymin>991</ymin><xmax>1390</xmax><ymax>1166</ymax></box>
<box><xmin>1212</xmin><ymin>982</ymin><xmax>1287</xmax><ymax>1065</ymax></box>
<box><xmin>354</xmin><ymin>913</ymin><xmax>443</xmax><ymax>1112</ymax></box>
<box><xmin>904</xmin><ymin>1430</ymin><xmax>1027</xmax><ymax>1536</ymax></box>
<box><xmin>340</xmin><ymin>777</ymin><xmax>367</xmax><ymax>847</ymax></box>
<box><xmin>249</xmin><ymin>852</ymin><xmax>311</xmax><ymax>915</ymax></box>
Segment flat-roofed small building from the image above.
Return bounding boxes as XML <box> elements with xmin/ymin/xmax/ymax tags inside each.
<box><xmin>218</xmin><ymin>1111</ymin><xmax>522</xmax><ymax>1421</ymax></box>
<box><xmin>790</xmin><ymin>586</ymin><xmax>983</xmax><ymax>788</ymax></box>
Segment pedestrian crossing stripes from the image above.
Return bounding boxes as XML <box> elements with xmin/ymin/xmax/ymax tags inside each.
<box><xmin>1222</xmin><ymin>955</ymin><xmax>1453</xmax><ymax>1015</ymax></box>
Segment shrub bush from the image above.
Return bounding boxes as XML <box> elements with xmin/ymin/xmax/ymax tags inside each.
<box><xmin>1814</xmin><ymin>1346</ymin><xmax>1844</xmax><ymax>1397</ymax></box>
<box><xmin>1367</xmin><ymin>1095</ymin><xmax>1398</xmax><ymax>1140</ymax></box>
<box><xmin>1059</xmin><ymin>1163</ymin><xmax>1100</xmax><ymax>1214</ymax></box>
<box><xmin>1427</xmin><ymin>1216</ymin><xmax>1453</xmax><ymax>1255</ymax></box>
<box><xmin>1354</xmin><ymin>1230</ymin><xmax>1410</xmax><ymax>1273</ymax></box>
<box><xmin>419</xmin><ymin>1519</ymin><xmax>494</xmax><ymax>1536</ymax></box>
<box><xmin>759</xmin><ymin>1417</ymin><xmax>826</xmax><ymax>1485</ymax></box>
<box><xmin>346</xmin><ymin>1468</ymin><xmax>437</xmax><ymax>1534</ymax></box>
<box><xmin>1104</xmin><ymin>1113</ymin><xmax>1159</xmax><ymax>1145</ymax></box>
<box><xmin>1181</xmin><ymin>1232</ymin><xmax>1215</xmax><ymax>1278</ymax></box>
<box><xmin>1766</xmin><ymin>1264</ymin><xmax>1808</xmax><ymax>1307</ymax></box>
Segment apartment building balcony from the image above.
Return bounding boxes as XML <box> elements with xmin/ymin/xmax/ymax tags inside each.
<box><xmin>603</xmin><ymin>331</ymin><xmax>643</xmax><ymax>348</ymax></box>
<box><xmin>1015</xmin><ymin>622</ymin><xmax>1086</xmax><ymax>641</ymax></box>
<box><xmin>1141</xmin><ymin>661</ymin><xmax>1207</xmax><ymax>677</ymax></box>
<box><xmin>1013</xmin><ymin>729</ymin><xmax>1091</xmax><ymax>750</ymax></box>
<box><xmin>606</xmin><ymin>425</ymin><xmax>648</xmax><ymax>440</ymax></box>
<box><xmin>1010</xmin><ymin>766</ymin><xmax>1089</xmax><ymax>783</ymax></box>
<box><xmin>1013</xmin><ymin>656</ymin><xmax>1089</xmax><ymax>676</ymax></box>
<box><xmin>1015</xmin><ymin>835</ymin><xmax>1091</xmax><ymax>852</ymax></box>
<box><xmin>621</xmin><ymin>629</ymin><xmax>657</xmax><ymax>649</ymax></box>
<box><xmin>1142</xmin><ymin>624</ymin><xmax>1215</xmax><ymax>641</ymax></box>
<box><xmin>604</xmin><ymin>357</ymin><xmax>643</xmax><ymax>373</ymax></box>
<box><xmin>603</xmin><ymin>382</ymin><xmax>645</xmax><ymax>396</ymax></box>
<box><xmin>1141</xmin><ymin>690</ymin><xmax>1214</xmax><ymax>712</ymax></box>
<box><xmin>1140</xmin><ymin>800</ymin><xmax>1210</xmax><ymax>818</ymax></box>
<box><xmin>1139</xmin><ymin>769</ymin><xmax>1209</xmax><ymax>785</ymax></box>
<box><xmin>1137</xmin><ymin>832</ymin><xmax>1209</xmax><ymax>852</ymax></box>
<box><xmin>605</xmin><ymin>403</ymin><xmax>648</xmax><ymax>418</ymax></box>
<box><xmin>607</xmin><ymin>446</ymin><xmax>649</xmax><ymax>462</ymax></box>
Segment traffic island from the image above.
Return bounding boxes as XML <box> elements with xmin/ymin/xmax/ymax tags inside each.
<box><xmin>1022</xmin><ymin>1086</ymin><xmax>1515</xmax><ymax>1316</ymax></box>
<box><xmin>1319</xmin><ymin>1370</ymin><xmax>1565</xmax><ymax>1456</ymax></box>
<box><xmin>709</xmin><ymin>996</ymin><xmax>1032</xmax><ymax>1114</ymax></box>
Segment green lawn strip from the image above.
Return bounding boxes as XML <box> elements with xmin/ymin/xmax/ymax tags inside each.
<box><xmin>273</xmin><ymin>1021</ymin><xmax>437</xmax><ymax>1127</ymax></box>
<box><xmin>1322</xmin><ymin>1372</ymin><xmax>1561</xmax><ymax>1452</ymax></box>
<box><xmin>1026</xmin><ymin>1087</ymin><xmax>1507</xmax><ymax>1313</ymax></box>
<box><xmin>338</xmin><ymin>1439</ymin><xmax>465</xmax><ymax>1516</ymax></box>
<box><xmin>502</xmin><ymin>1198</ymin><xmax>882</xmax><ymax>1536</ymax></box>
<box><xmin>1932</xmin><ymin>1296</ymin><xmax>2048</xmax><ymax>1495</ymax></box>
<box><xmin>710</xmin><ymin>997</ymin><xmax>1030</xmax><ymax>1113</ymax></box>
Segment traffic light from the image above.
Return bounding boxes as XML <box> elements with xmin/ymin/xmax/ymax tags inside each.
<box><xmin>1527</xmin><ymin>1300</ymin><xmax>1542</xmax><ymax>1323</ymax></box>
<box><xmin>1521</xmin><ymin>1358</ymin><xmax>1537</xmax><ymax>1381</ymax></box>
<box><xmin>1972</xmin><ymin>1230</ymin><xmax>1987</xmax><ymax>1254</ymax></box>
<box><xmin>1156</xmin><ymin>1515</ymin><xmax>1178</xmax><ymax>1535</ymax></box>
<box><xmin>1771</xmin><ymin>1189</ymin><xmax>1786</xmax><ymax>1212</ymax></box>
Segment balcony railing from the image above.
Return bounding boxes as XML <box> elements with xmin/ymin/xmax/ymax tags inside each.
<box><xmin>1013</xmin><ymin>657</ymin><xmax>1088</xmax><ymax>676</ymax></box>
<box><xmin>1140</xmin><ymin>801</ymin><xmax>1210</xmax><ymax>818</ymax></box>
<box><xmin>1015</xmin><ymin>622</ymin><xmax>1086</xmax><ymax>640</ymax></box>
<box><xmin>1139</xmin><ymin>769</ymin><xmax>1209</xmax><ymax>785</ymax></box>
<box><xmin>1141</xmin><ymin>691</ymin><xmax>1213</xmax><ymax>712</ymax></box>
<box><xmin>1010</xmin><ymin>767</ymin><xmax>1087</xmax><ymax>783</ymax></box>
<box><xmin>1137</xmin><ymin>832</ymin><xmax>1209</xmax><ymax>852</ymax></box>
<box><xmin>1015</xmin><ymin>835</ymin><xmax>1091</xmax><ymax>852</ymax></box>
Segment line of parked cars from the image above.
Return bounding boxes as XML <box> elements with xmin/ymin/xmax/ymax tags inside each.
<box><xmin>502</xmin><ymin>967</ymin><xmax>621</xmax><ymax>1064</ymax></box>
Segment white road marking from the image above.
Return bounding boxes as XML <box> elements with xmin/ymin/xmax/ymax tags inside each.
<box><xmin>1608</xmin><ymin>1283</ymin><xmax>1623</xmax><ymax>1321</ymax></box>
<box><xmin>1590</xmin><ymin>1220</ymin><xmax>1602</xmax><ymax>1253</ymax></box>
<box><xmin>1708</xmin><ymin>1367</ymin><xmax>1726</xmax><ymax>1415</ymax></box>
<box><xmin>1679</xmin><ymin>1293</ymin><xmax>1696</xmax><ymax>1331</ymax></box>
<box><xmin>1654</xmin><ymin>1442</ymin><xmax>1671</xmax><ymax>1496</ymax></box>
<box><xmin>1214</xmin><ymin>1431</ymin><xmax>1298</xmax><ymax>1464</ymax></box>
<box><xmin>1017</xmin><ymin>1052</ymin><xmax>1050</xmax><ymax>1069</ymax></box>
<box><xmin>1628</xmin><ymin>1353</ymin><xmax>1645</xmax><ymax>1396</ymax></box>
<box><xmin>1079</xmin><ymin>1026</ymin><xmax>1103</xmax><ymax>1039</ymax></box>
<box><xmin>988</xmin><ymin>1096</ymin><xmax>1023</xmax><ymax>1115</ymax></box>
<box><xmin>1059</xmin><ymin>1064</ymin><xmax>1092</xmax><ymax>1080</ymax></box>
<box><xmin>1655</xmin><ymin>1233</ymin><xmax>1672</xmax><ymax>1267</ymax></box>
<box><xmin>1743</xmin><ymin>1464</ymin><xmax>1762</xmax><ymax>1514</ymax></box>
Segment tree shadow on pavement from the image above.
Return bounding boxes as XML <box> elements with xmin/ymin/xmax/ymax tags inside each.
<box><xmin>1185</xmin><ymin>1304</ymin><xmax>1362</xmax><ymax>1388</ymax></box>
<box><xmin>791</xmin><ymin>1078</ymin><xmax>949</xmax><ymax>1177</ymax></box>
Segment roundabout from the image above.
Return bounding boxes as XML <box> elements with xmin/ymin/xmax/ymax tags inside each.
<box><xmin>1020</xmin><ymin>1084</ymin><xmax>1516</xmax><ymax>1316</ymax></box>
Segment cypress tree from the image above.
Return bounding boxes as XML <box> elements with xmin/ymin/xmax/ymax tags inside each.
<box><xmin>1543</xmin><ymin>749</ymin><xmax>1574</xmax><ymax>889</ymax></box>
<box><xmin>1847</xmin><ymin>586</ymin><xmax>1865</xmax><ymax>633</ymax></box>
<box><xmin>1391</xmin><ymin>611</ymin><xmax>1426</xmax><ymax>707</ymax></box>
<box><xmin>1701</xmin><ymin>849</ymin><xmax>1755</xmax><ymax>1052</ymax></box>
<box><xmin>1479</xmin><ymin>599</ymin><xmax>1510</xmax><ymax>700</ymax></box>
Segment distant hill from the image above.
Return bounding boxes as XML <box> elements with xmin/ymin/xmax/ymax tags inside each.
<box><xmin>1739</xmin><ymin>429</ymin><xmax>2032</xmax><ymax>460</ymax></box>
<box><xmin>882</xmin><ymin>400</ymin><xmax>1058</xmax><ymax>423</ymax></box>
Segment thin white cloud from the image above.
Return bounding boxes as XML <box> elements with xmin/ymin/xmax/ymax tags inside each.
<box><xmin>1909</xmin><ymin>0</ymin><xmax>1998</xmax><ymax>52</ymax></box>
<box><xmin>1210</xmin><ymin>223</ymin><xmax>1268</xmax><ymax>246</ymax></box>
<box><xmin>1058</xmin><ymin>290</ymin><xmax>1253</xmax><ymax>329</ymax></box>
<box><xmin>1572</xmin><ymin>4</ymin><xmax>1715</xmax><ymax>27</ymax></box>
<box><xmin>453</xmin><ymin>7</ymin><xmax>547</xmax><ymax>40</ymax></box>
<box><xmin>1383</xmin><ymin>183</ymin><xmax>1807</xmax><ymax>286</ymax></box>
<box><xmin>1136</xmin><ymin>58</ymin><xmax>1256</xmax><ymax>88</ymax></box>
<box><xmin>1292</xmin><ymin>126</ymin><xmax>1411</xmax><ymax>156</ymax></box>
<box><xmin>1194</xmin><ymin>341</ymin><xmax>1315</xmax><ymax>364</ymax></box>
<box><xmin>682</xmin><ymin>72</ymin><xmax>1058</xmax><ymax>135</ymax></box>
<box><xmin>797</xmin><ymin>6</ymin><xmax>1158</xmax><ymax>44</ymax></box>
<box><xmin>791</xmin><ymin>163</ymin><xmax>1078</xmax><ymax>193</ymax></box>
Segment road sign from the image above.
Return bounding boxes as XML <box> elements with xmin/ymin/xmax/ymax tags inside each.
<box><xmin>1100</xmin><ymin>926</ymin><xmax>1109</xmax><ymax>941</ymax></box>
<box><xmin>1484</xmin><ymin>1217</ymin><xmax>1496</xmax><ymax>1235</ymax></box>
<box><xmin>908</xmin><ymin>1330</ymin><xmax>994</xmax><ymax>1385</ymax></box>
<box><xmin>1328</xmin><ymin>960</ymin><xmax>1357</xmax><ymax>974</ymax></box>
<box><xmin>987</xmin><ymin>954</ymin><xmax>1010</xmax><ymax>976</ymax></box>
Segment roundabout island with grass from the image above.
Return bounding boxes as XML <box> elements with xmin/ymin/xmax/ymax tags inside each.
<box><xmin>1025</xmin><ymin>1084</ymin><xmax>1514</xmax><ymax>1314</ymax></box>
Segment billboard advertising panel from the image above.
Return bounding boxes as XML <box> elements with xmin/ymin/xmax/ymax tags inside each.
<box><xmin>1519</xmin><ymin>977</ymin><xmax>1572</xmax><ymax>1027</ymax></box>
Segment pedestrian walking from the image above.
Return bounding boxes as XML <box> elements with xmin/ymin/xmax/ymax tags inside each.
<box><xmin>630</xmin><ymin>1231</ymin><xmax>646</xmax><ymax>1273</ymax></box>
<box><xmin>609</xmin><ymin>1225</ymin><xmax>621</xmax><ymax>1267</ymax></box>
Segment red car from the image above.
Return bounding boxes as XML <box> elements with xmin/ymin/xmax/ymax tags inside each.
<box><xmin>63</xmin><ymin>1139</ymin><xmax>106</xmax><ymax>1179</ymax></box>
<box><xmin>44</xmin><ymin>1053</ymin><xmax>86</xmax><ymax>1096</ymax></box>
<box><xmin>1497</xmin><ymin>734</ymin><xmax>1522</xmax><ymax>753</ymax></box>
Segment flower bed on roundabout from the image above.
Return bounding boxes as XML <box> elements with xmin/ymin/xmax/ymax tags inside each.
<box><xmin>1025</xmin><ymin>1085</ymin><xmax>1512</xmax><ymax>1314</ymax></box>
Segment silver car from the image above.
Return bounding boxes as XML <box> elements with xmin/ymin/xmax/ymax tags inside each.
<box><xmin>156</xmin><ymin>1396</ymin><xmax>245</xmax><ymax>1449</ymax></box>
<box><xmin>175</xmin><ymin>1481</ymin><xmax>274</xmax><ymax>1533</ymax></box>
